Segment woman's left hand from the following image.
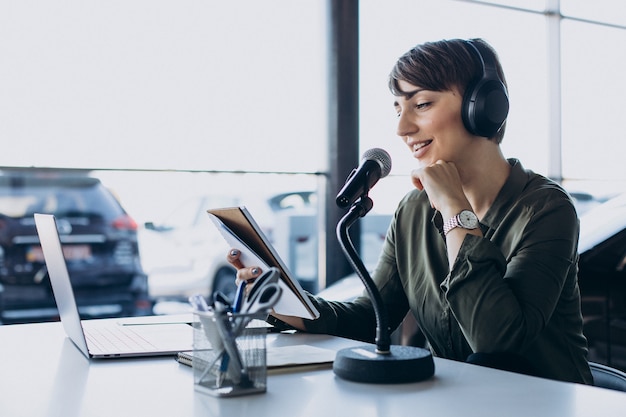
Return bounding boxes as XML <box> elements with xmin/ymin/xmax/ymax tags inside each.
<box><xmin>411</xmin><ymin>160</ymin><xmax>470</xmax><ymax>218</ymax></box>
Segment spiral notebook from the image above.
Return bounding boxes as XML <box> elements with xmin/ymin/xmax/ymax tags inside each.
<box><xmin>177</xmin><ymin>344</ymin><xmax>336</xmax><ymax>374</ymax></box>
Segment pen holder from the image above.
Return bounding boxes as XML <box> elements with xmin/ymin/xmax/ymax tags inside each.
<box><xmin>193</xmin><ymin>310</ymin><xmax>267</xmax><ymax>397</ymax></box>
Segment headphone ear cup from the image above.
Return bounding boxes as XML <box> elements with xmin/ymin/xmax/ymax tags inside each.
<box><xmin>461</xmin><ymin>40</ymin><xmax>509</xmax><ymax>138</ymax></box>
<box><xmin>462</xmin><ymin>77</ymin><xmax>509</xmax><ymax>137</ymax></box>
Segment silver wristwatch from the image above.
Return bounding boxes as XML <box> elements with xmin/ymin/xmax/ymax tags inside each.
<box><xmin>443</xmin><ymin>209</ymin><xmax>479</xmax><ymax>235</ymax></box>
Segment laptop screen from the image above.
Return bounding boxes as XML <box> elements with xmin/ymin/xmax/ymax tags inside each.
<box><xmin>34</xmin><ymin>213</ymin><xmax>91</xmax><ymax>357</ymax></box>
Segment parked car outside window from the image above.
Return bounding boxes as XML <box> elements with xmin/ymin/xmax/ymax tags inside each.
<box><xmin>141</xmin><ymin>191</ymin><xmax>319</xmax><ymax>307</ymax></box>
<box><xmin>0</xmin><ymin>169</ymin><xmax>151</xmax><ymax>324</ymax></box>
<box><xmin>577</xmin><ymin>192</ymin><xmax>626</xmax><ymax>371</ymax></box>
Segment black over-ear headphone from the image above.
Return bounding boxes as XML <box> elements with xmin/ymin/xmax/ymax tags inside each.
<box><xmin>461</xmin><ymin>39</ymin><xmax>509</xmax><ymax>138</ymax></box>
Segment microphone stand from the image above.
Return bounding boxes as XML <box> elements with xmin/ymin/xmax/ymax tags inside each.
<box><xmin>332</xmin><ymin>195</ymin><xmax>435</xmax><ymax>383</ymax></box>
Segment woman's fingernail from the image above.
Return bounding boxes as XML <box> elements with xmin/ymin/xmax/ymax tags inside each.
<box><xmin>251</xmin><ymin>268</ymin><xmax>260</xmax><ymax>275</ymax></box>
<box><xmin>230</xmin><ymin>249</ymin><xmax>239</xmax><ymax>257</ymax></box>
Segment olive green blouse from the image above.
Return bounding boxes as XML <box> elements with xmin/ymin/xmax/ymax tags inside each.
<box><xmin>304</xmin><ymin>159</ymin><xmax>593</xmax><ymax>384</ymax></box>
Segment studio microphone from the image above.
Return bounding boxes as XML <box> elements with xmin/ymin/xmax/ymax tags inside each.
<box><xmin>336</xmin><ymin>148</ymin><xmax>392</xmax><ymax>208</ymax></box>
<box><xmin>332</xmin><ymin>147</ymin><xmax>435</xmax><ymax>384</ymax></box>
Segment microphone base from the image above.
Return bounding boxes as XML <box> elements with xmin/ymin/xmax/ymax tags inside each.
<box><xmin>333</xmin><ymin>344</ymin><xmax>435</xmax><ymax>384</ymax></box>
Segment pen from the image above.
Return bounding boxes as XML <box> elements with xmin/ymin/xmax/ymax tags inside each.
<box><xmin>218</xmin><ymin>280</ymin><xmax>247</xmax><ymax>386</ymax></box>
<box><xmin>188</xmin><ymin>293</ymin><xmax>211</xmax><ymax>312</ymax></box>
<box><xmin>233</xmin><ymin>280</ymin><xmax>247</xmax><ymax>313</ymax></box>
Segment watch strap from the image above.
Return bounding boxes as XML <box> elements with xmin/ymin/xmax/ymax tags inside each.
<box><xmin>443</xmin><ymin>214</ymin><xmax>460</xmax><ymax>236</ymax></box>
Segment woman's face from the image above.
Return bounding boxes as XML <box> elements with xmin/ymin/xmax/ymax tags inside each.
<box><xmin>393</xmin><ymin>80</ymin><xmax>475</xmax><ymax>168</ymax></box>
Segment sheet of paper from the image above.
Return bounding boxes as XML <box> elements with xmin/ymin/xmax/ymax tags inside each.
<box><xmin>267</xmin><ymin>344</ymin><xmax>336</xmax><ymax>368</ymax></box>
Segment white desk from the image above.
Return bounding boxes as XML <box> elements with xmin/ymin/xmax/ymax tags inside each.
<box><xmin>1</xmin><ymin>319</ymin><xmax>625</xmax><ymax>417</ymax></box>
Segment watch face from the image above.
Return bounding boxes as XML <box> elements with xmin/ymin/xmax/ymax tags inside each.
<box><xmin>459</xmin><ymin>210</ymin><xmax>479</xmax><ymax>229</ymax></box>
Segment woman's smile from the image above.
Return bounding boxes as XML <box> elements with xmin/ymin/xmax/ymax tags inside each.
<box><xmin>411</xmin><ymin>139</ymin><xmax>433</xmax><ymax>158</ymax></box>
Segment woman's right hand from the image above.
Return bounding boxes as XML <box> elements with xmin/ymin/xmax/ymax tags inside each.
<box><xmin>226</xmin><ymin>248</ymin><xmax>307</xmax><ymax>331</ymax></box>
<box><xmin>226</xmin><ymin>248</ymin><xmax>263</xmax><ymax>287</ymax></box>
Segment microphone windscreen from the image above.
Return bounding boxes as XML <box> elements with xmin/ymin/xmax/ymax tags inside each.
<box><xmin>362</xmin><ymin>148</ymin><xmax>392</xmax><ymax>178</ymax></box>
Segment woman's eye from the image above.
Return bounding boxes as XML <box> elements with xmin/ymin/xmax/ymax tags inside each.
<box><xmin>416</xmin><ymin>102</ymin><xmax>431</xmax><ymax>110</ymax></box>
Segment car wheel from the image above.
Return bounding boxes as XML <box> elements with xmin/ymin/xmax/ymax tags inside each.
<box><xmin>212</xmin><ymin>267</ymin><xmax>237</xmax><ymax>302</ymax></box>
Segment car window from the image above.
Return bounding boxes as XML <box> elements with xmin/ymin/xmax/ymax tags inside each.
<box><xmin>267</xmin><ymin>191</ymin><xmax>316</xmax><ymax>211</ymax></box>
<box><xmin>0</xmin><ymin>195</ymin><xmax>38</xmax><ymax>217</ymax></box>
<box><xmin>0</xmin><ymin>176</ymin><xmax>125</xmax><ymax>219</ymax></box>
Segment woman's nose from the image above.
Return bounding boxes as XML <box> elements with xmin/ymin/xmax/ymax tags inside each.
<box><xmin>396</xmin><ymin>112</ymin><xmax>417</xmax><ymax>138</ymax></box>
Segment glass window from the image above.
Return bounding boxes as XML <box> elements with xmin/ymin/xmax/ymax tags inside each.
<box><xmin>0</xmin><ymin>1</ymin><xmax>327</xmax><ymax>173</ymax></box>
<box><xmin>561</xmin><ymin>20</ymin><xmax>626</xmax><ymax>182</ymax></box>
<box><xmin>0</xmin><ymin>1</ymin><xmax>327</xmax><ymax>322</ymax></box>
<box><xmin>562</xmin><ymin>0</ymin><xmax>626</xmax><ymax>27</ymax></box>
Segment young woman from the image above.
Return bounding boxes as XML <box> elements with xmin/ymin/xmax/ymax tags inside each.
<box><xmin>229</xmin><ymin>38</ymin><xmax>592</xmax><ymax>384</ymax></box>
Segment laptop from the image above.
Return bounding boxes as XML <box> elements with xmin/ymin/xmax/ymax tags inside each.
<box><xmin>34</xmin><ymin>213</ymin><xmax>193</xmax><ymax>359</ymax></box>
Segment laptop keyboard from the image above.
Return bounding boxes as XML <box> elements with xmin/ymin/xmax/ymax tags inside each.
<box><xmin>85</xmin><ymin>326</ymin><xmax>158</xmax><ymax>353</ymax></box>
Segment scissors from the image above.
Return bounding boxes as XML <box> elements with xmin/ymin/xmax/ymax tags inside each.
<box><xmin>245</xmin><ymin>267</ymin><xmax>280</xmax><ymax>301</ymax></box>
<box><xmin>233</xmin><ymin>281</ymin><xmax>282</xmax><ymax>335</ymax></box>
<box><xmin>238</xmin><ymin>267</ymin><xmax>281</xmax><ymax>315</ymax></box>
<box><xmin>241</xmin><ymin>282</ymin><xmax>281</xmax><ymax>315</ymax></box>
